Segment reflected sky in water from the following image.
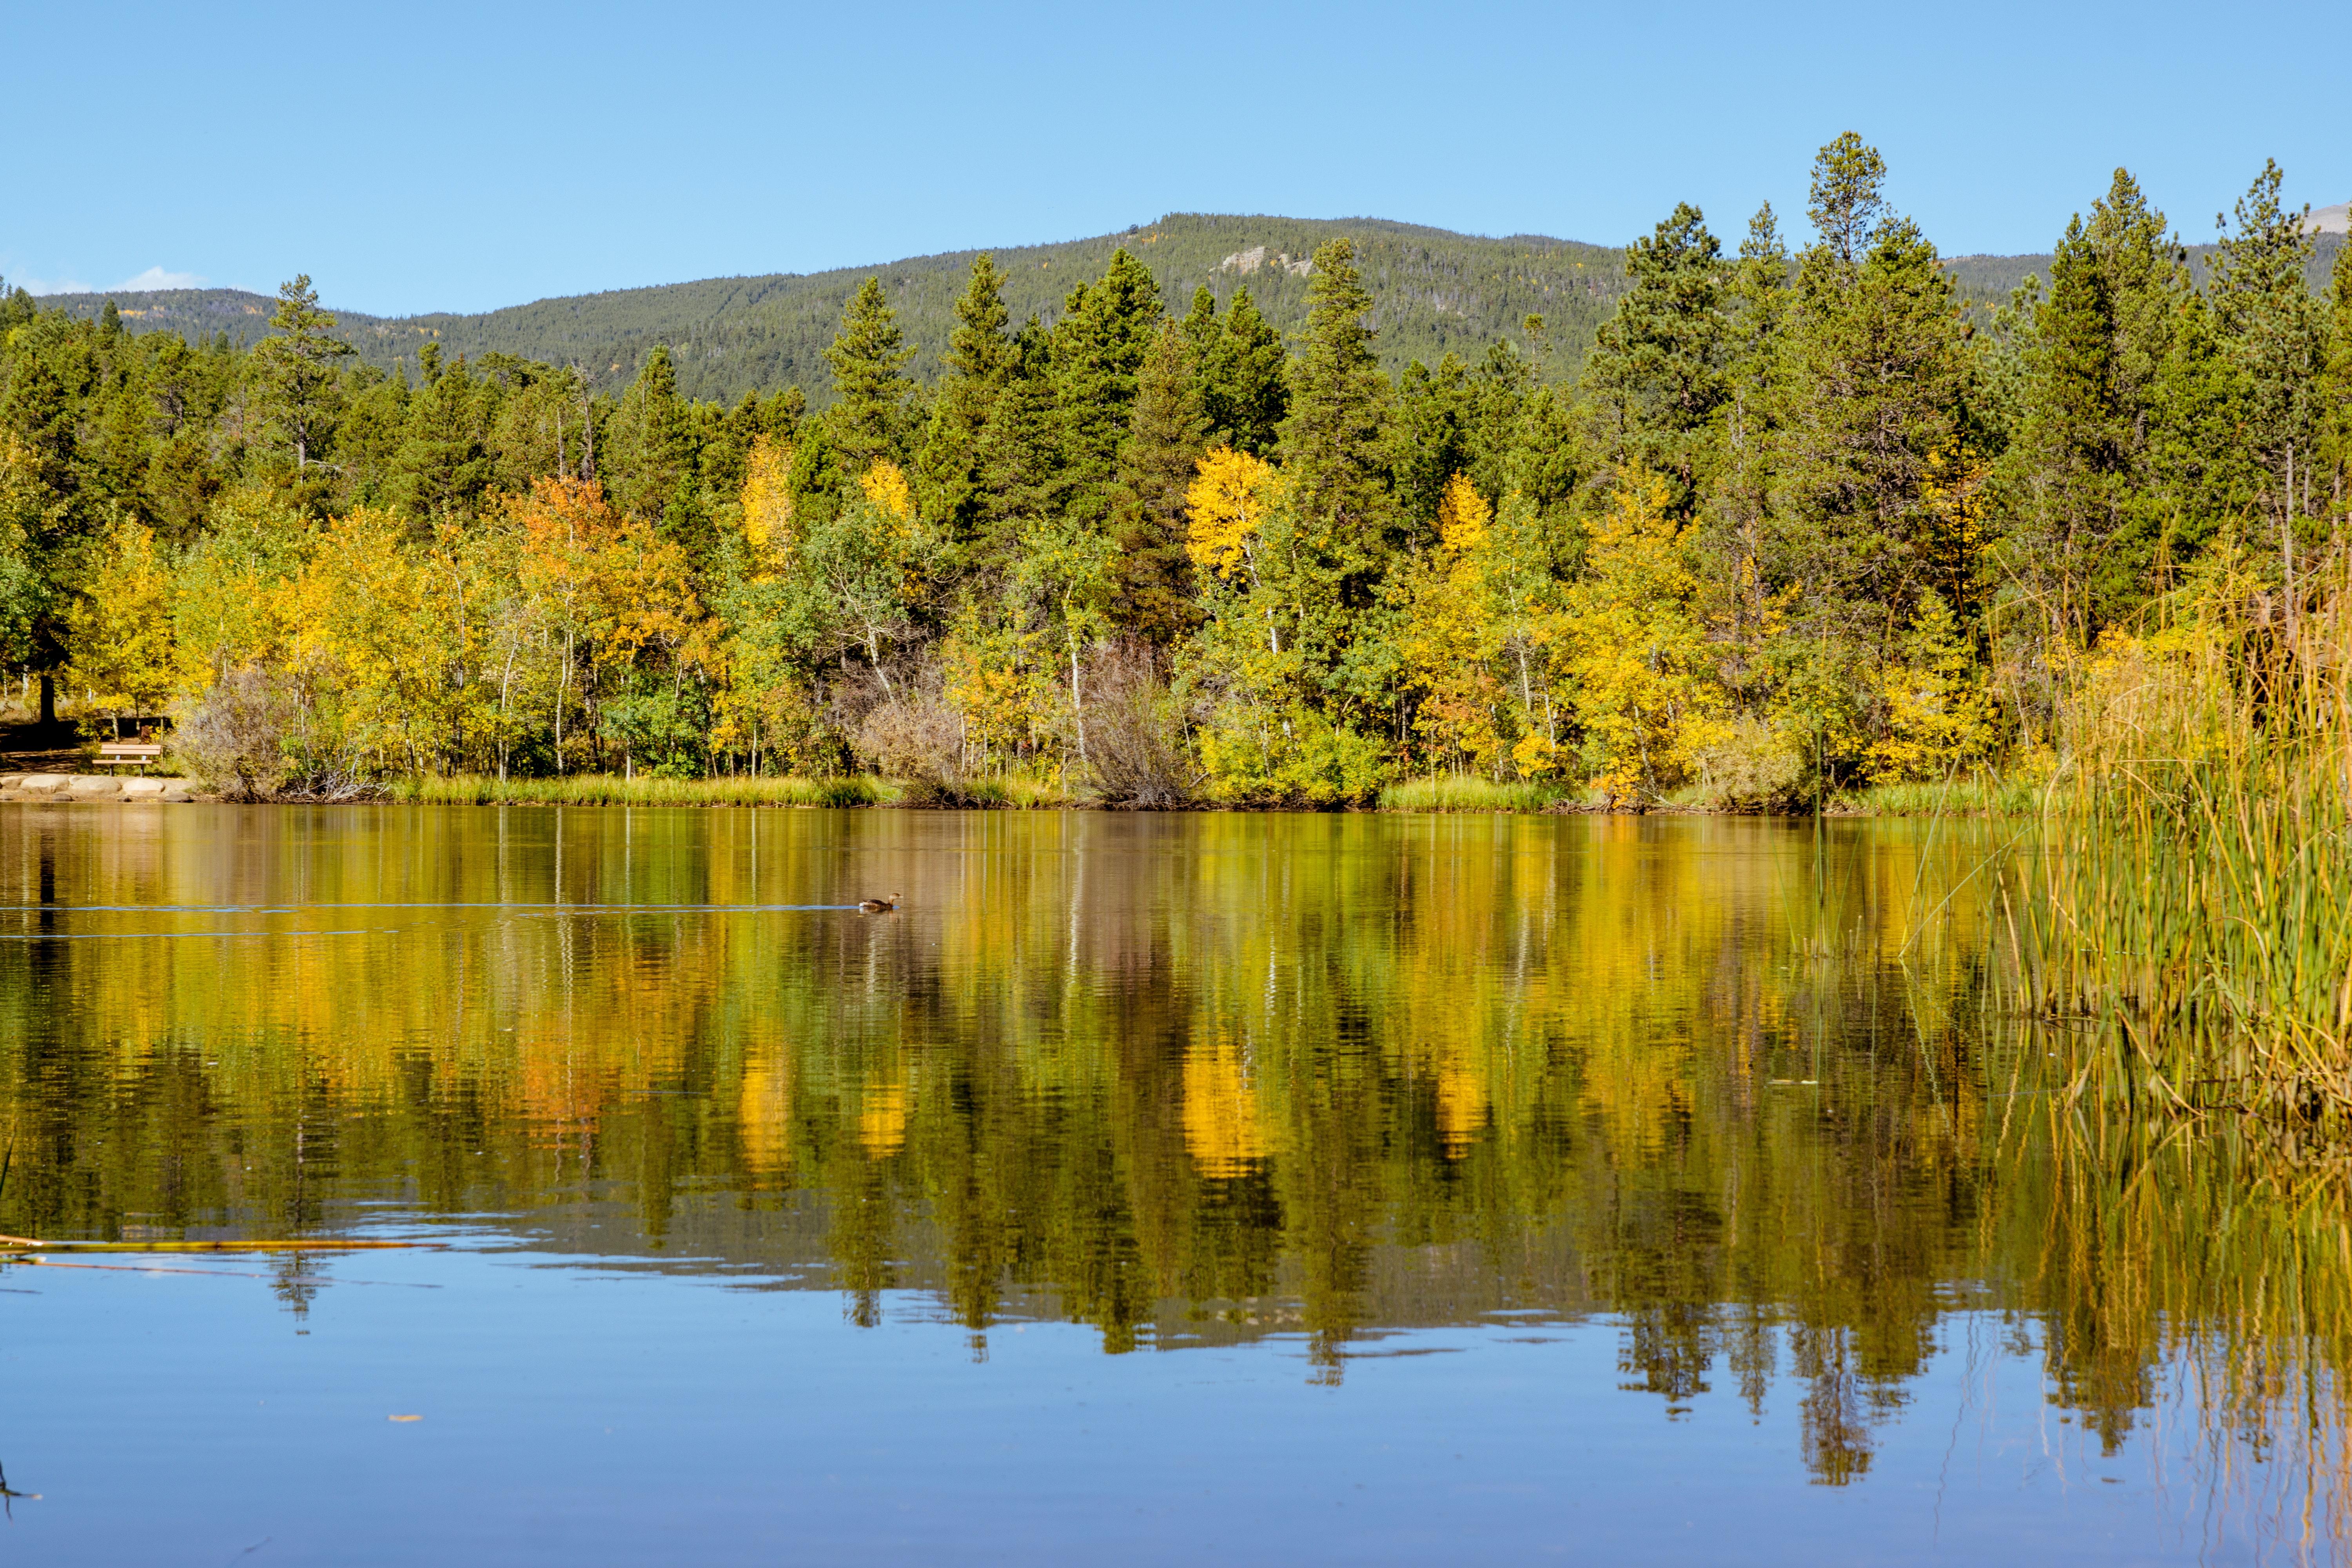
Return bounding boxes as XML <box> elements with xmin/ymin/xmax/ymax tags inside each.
<box><xmin>0</xmin><ymin>805</ymin><xmax>2343</xmax><ymax>1563</ymax></box>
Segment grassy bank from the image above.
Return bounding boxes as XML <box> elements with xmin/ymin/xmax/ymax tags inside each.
<box><xmin>1376</xmin><ymin>777</ymin><xmax>1578</xmax><ymax>812</ymax></box>
<box><xmin>1829</xmin><ymin>775</ymin><xmax>2043</xmax><ymax>817</ymax></box>
<box><xmin>391</xmin><ymin>774</ymin><xmax>898</xmax><ymax>808</ymax></box>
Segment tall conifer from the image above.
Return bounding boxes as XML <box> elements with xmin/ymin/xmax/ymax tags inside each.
<box><xmin>1051</xmin><ymin>249</ymin><xmax>1163</xmax><ymax>526</ymax></box>
<box><xmin>917</xmin><ymin>254</ymin><xmax>1013</xmax><ymax>538</ymax></box>
<box><xmin>1583</xmin><ymin>202</ymin><xmax>1729</xmax><ymax>510</ymax></box>
<box><xmin>824</xmin><ymin>278</ymin><xmax>916</xmax><ymax>474</ymax></box>
<box><xmin>1109</xmin><ymin>320</ymin><xmax>1209</xmax><ymax>639</ymax></box>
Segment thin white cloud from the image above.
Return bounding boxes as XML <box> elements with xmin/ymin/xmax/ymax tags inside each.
<box><xmin>16</xmin><ymin>274</ymin><xmax>95</xmax><ymax>296</ymax></box>
<box><xmin>116</xmin><ymin>265</ymin><xmax>206</xmax><ymax>292</ymax></box>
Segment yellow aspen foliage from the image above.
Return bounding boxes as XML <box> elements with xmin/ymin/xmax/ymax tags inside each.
<box><xmin>1435</xmin><ymin>472</ymin><xmax>1491</xmax><ymax>552</ymax></box>
<box><xmin>1867</xmin><ymin>591</ymin><xmax>1999</xmax><ymax>781</ymax></box>
<box><xmin>739</xmin><ymin>434</ymin><xmax>793</xmax><ymax>559</ymax></box>
<box><xmin>858</xmin><ymin>459</ymin><xmax>916</xmax><ymax>525</ymax></box>
<box><xmin>1398</xmin><ymin>475</ymin><xmax>1517</xmax><ymax>775</ymax></box>
<box><xmin>66</xmin><ymin>514</ymin><xmax>179</xmax><ymax>713</ymax></box>
<box><xmin>513</xmin><ymin>478</ymin><xmax>712</xmax><ymax>673</ymax></box>
<box><xmin>169</xmin><ymin>485</ymin><xmax>310</xmax><ymax>688</ymax></box>
<box><xmin>1185</xmin><ymin>447</ymin><xmax>1282</xmax><ymax>583</ymax></box>
<box><xmin>942</xmin><ymin>615</ymin><xmax>1049</xmax><ymax>758</ymax></box>
<box><xmin>1560</xmin><ymin>474</ymin><xmax>1720</xmax><ymax>802</ymax></box>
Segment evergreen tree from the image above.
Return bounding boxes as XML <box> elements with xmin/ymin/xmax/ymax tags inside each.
<box><xmin>824</xmin><ymin>278</ymin><xmax>916</xmax><ymax>474</ymax></box>
<box><xmin>1773</xmin><ymin>136</ymin><xmax>1975</xmax><ymax>661</ymax></box>
<box><xmin>1462</xmin><ymin>337</ymin><xmax>1537</xmax><ymax>505</ymax></box>
<box><xmin>916</xmin><ymin>254</ymin><xmax>1013</xmax><ymax>538</ymax></box>
<box><xmin>975</xmin><ymin>322</ymin><xmax>1067</xmax><ymax>563</ymax></box>
<box><xmin>1583</xmin><ymin>201</ymin><xmax>1729</xmax><ymax>510</ymax></box>
<box><xmin>1051</xmin><ymin>249</ymin><xmax>1163</xmax><ymax>525</ymax></box>
<box><xmin>249</xmin><ymin>274</ymin><xmax>352</xmax><ymax>474</ymax></box>
<box><xmin>1110</xmin><ymin>320</ymin><xmax>1209</xmax><ymax>640</ymax></box>
<box><xmin>1712</xmin><ymin>203</ymin><xmax>1790</xmax><ymax>606</ymax></box>
<box><xmin>1180</xmin><ymin>285</ymin><xmax>1220</xmax><ymax>365</ymax></box>
<box><xmin>1390</xmin><ymin>355</ymin><xmax>1470</xmax><ymax>536</ymax></box>
<box><xmin>393</xmin><ymin>347</ymin><xmax>494</xmax><ymax>516</ymax></box>
<box><xmin>1277</xmin><ymin>238</ymin><xmax>1398</xmax><ymax>706</ymax></box>
<box><xmin>1198</xmin><ymin>287</ymin><xmax>1287</xmax><ymax>455</ymax></box>
<box><xmin>2319</xmin><ymin>241</ymin><xmax>2352</xmax><ymax>526</ymax></box>
<box><xmin>2208</xmin><ymin>159</ymin><xmax>2327</xmax><ymax>603</ymax></box>
<box><xmin>1997</xmin><ymin>172</ymin><xmax>2194</xmax><ymax>642</ymax></box>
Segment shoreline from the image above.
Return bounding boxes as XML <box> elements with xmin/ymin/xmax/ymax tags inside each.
<box><xmin>0</xmin><ymin>769</ymin><xmax>2031</xmax><ymax>818</ymax></box>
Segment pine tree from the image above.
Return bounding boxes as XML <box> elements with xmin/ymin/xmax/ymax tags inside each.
<box><xmin>250</xmin><ymin>274</ymin><xmax>353</xmax><ymax>474</ymax></box>
<box><xmin>1109</xmin><ymin>320</ymin><xmax>1209</xmax><ymax>640</ymax></box>
<box><xmin>916</xmin><ymin>254</ymin><xmax>1013</xmax><ymax>539</ymax></box>
<box><xmin>1583</xmin><ymin>202</ymin><xmax>1729</xmax><ymax>510</ymax></box>
<box><xmin>2319</xmin><ymin>241</ymin><xmax>2352</xmax><ymax>529</ymax></box>
<box><xmin>2208</xmin><ymin>159</ymin><xmax>2327</xmax><ymax>608</ymax></box>
<box><xmin>1198</xmin><ymin>287</ymin><xmax>1287</xmax><ymax>455</ymax></box>
<box><xmin>824</xmin><ymin>278</ymin><xmax>916</xmax><ymax>475</ymax></box>
<box><xmin>1051</xmin><ymin>249</ymin><xmax>1163</xmax><ymax>525</ymax></box>
<box><xmin>1773</xmin><ymin>137</ymin><xmax>1974</xmax><ymax>661</ymax></box>
<box><xmin>1277</xmin><ymin>238</ymin><xmax>1398</xmax><ymax>705</ymax></box>
<box><xmin>393</xmin><ymin>350</ymin><xmax>494</xmax><ymax>516</ymax></box>
<box><xmin>1714</xmin><ymin>203</ymin><xmax>1789</xmax><ymax>623</ymax></box>
<box><xmin>1463</xmin><ymin>337</ymin><xmax>1536</xmax><ymax>505</ymax></box>
<box><xmin>1390</xmin><ymin>355</ymin><xmax>1470</xmax><ymax>536</ymax></box>
<box><xmin>975</xmin><ymin>322</ymin><xmax>1067</xmax><ymax>564</ymax></box>
<box><xmin>1180</xmin><ymin>285</ymin><xmax>1220</xmax><ymax>363</ymax></box>
<box><xmin>1996</xmin><ymin>172</ymin><xmax>2198</xmax><ymax>643</ymax></box>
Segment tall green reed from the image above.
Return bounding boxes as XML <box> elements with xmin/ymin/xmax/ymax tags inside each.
<box><xmin>2012</xmin><ymin>550</ymin><xmax>2352</xmax><ymax>1131</ymax></box>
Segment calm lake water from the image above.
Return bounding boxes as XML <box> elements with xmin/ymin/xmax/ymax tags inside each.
<box><xmin>1</xmin><ymin>805</ymin><xmax>2346</xmax><ymax>1564</ymax></box>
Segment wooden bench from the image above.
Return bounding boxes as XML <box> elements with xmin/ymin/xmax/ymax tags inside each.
<box><xmin>96</xmin><ymin>742</ymin><xmax>166</xmax><ymax>773</ymax></box>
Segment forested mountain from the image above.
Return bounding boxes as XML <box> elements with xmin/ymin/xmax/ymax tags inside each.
<box><xmin>37</xmin><ymin>212</ymin><xmax>2343</xmax><ymax>408</ymax></box>
<box><xmin>36</xmin><ymin>215</ymin><xmax>1630</xmax><ymax>403</ymax></box>
<box><xmin>1944</xmin><ymin>233</ymin><xmax>2343</xmax><ymax>314</ymax></box>
<box><xmin>5</xmin><ymin>145</ymin><xmax>2350</xmax><ymax>810</ymax></box>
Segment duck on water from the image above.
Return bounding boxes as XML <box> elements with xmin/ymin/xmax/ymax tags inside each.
<box><xmin>858</xmin><ymin>894</ymin><xmax>902</xmax><ymax>913</ymax></box>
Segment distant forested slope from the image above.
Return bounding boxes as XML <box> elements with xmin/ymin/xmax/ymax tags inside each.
<box><xmin>36</xmin><ymin>214</ymin><xmax>1631</xmax><ymax>403</ymax></box>
<box><xmin>1944</xmin><ymin>233</ymin><xmax>2343</xmax><ymax>314</ymax></box>
<box><xmin>37</xmin><ymin>214</ymin><xmax>2342</xmax><ymax>404</ymax></box>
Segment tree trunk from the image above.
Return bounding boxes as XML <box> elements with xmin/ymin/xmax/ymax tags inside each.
<box><xmin>1070</xmin><ymin>634</ymin><xmax>1089</xmax><ymax>767</ymax></box>
<box><xmin>38</xmin><ymin>671</ymin><xmax>54</xmax><ymax>726</ymax></box>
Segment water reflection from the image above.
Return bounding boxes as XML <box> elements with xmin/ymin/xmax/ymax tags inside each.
<box><xmin>0</xmin><ymin>805</ymin><xmax>2345</xmax><ymax>1521</ymax></box>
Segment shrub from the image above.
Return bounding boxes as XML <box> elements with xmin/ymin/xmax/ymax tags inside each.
<box><xmin>855</xmin><ymin>691</ymin><xmax>970</xmax><ymax>800</ymax></box>
<box><xmin>1690</xmin><ymin>717</ymin><xmax>1808</xmax><ymax>812</ymax></box>
<box><xmin>171</xmin><ymin>666</ymin><xmax>297</xmax><ymax>799</ymax></box>
<box><xmin>1083</xmin><ymin>643</ymin><xmax>1197</xmax><ymax>808</ymax></box>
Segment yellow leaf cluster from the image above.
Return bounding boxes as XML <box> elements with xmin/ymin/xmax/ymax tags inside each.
<box><xmin>1560</xmin><ymin>474</ymin><xmax>1717</xmax><ymax>801</ymax></box>
<box><xmin>1185</xmin><ymin>447</ymin><xmax>1282</xmax><ymax>583</ymax></box>
<box><xmin>859</xmin><ymin>459</ymin><xmax>915</xmax><ymax>525</ymax></box>
<box><xmin>67</xmin><ymin>514</ymin><xmax>178</xmax><ymax>712</ymax></box>
<box><xmin>1436</xmin><ymin>472</ymin><xmax>1491</xmax><ymax>554</ymax></box>
<box><xmin>740</xmin><ymin>434</ymin><xmax>793</xmax><ymax>560</ymax></box>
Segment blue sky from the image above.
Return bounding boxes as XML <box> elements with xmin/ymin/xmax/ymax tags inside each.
<box><xmin>4</xmin><ymin>0</ymin><xmax>2346</xmax><ymax>317</ymax></box>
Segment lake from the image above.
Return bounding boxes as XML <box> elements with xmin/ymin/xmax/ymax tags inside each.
<box><xmin>0</xmin><ymin>804</ymin><xmax>2344</xmax><ymax>1564</ymax></box>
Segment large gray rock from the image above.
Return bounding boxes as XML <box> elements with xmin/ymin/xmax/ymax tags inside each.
<box><xmin>17</xmin><ymin>774</ymin><xmax>69</xmax><ymax>793</ymax></box>
<box><xmin>121</xmin><ymin>777</ymin><xmax>169</xmax><ymax>797</ymax></box>
<box><xmin>66</xmin><ymin>775</ymin><xmax>122</xmax><ymax>796</ymax></box>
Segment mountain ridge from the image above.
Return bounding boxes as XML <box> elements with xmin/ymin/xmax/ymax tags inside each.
<box><xmin>22</xmin><ymin>212</ymin><xmax>2343</xmax><ymax>405</ymax></box>
<box><xmin>26</xmin><ymin>214</ymin><xmax>1630</xmax><ymax>404</ymax></box>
